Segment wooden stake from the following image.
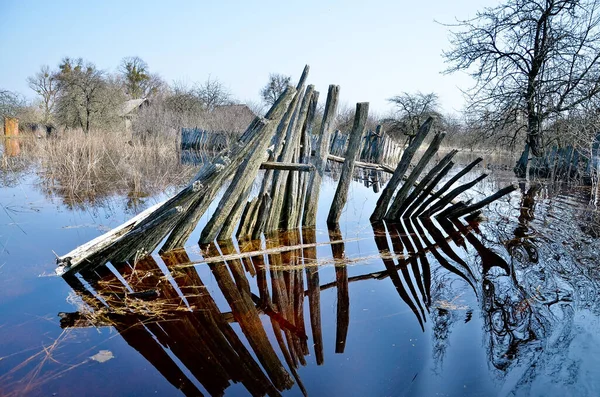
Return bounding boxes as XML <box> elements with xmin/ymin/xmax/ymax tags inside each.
<box><xmin>413</xmin><ymin>157</ymin><xmax>483</xmax><ymax>217</ymax></box>
<box><xmin>370</xmin><ymin>117</ymin><xmax>434</xmax><ymax>221</ymax></box>
<box><xmin>327</xmin><ymin>102</ymin><xmax>369</xmax><ymax>225</ymax></box>
<box><xmin>303</xmin><ymin>85</ymin><xmax>340</xmax><ymax>227</ymax></box>
<box><xmin>385</xmin><ymin>132</ymin><xmax>447</xmax><ymax>220</ymax></box>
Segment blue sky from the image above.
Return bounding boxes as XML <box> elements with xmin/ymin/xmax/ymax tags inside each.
<box><xmin>0</xmin><ymin>0</ymin><xmax>497</xmax><ymax>115</ymax></box>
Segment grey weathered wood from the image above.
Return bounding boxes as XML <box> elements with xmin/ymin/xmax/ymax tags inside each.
<box><xmin>303</xmin><ymin>85</ymin><xmax>340</xmax><ymax>227</ymax></box>
<box><xmin>413</xmin><ymin>157</ymin><xmax>483</xmax><ymax>217</ymax></box>
<box><xmin>444</xmin><ymin>184</ymin><xmax>518</xmax><ymax>219</ymax></box>
<box><xmin>252</xmin><ymin>193</ymin><xmax>272</xmax><ymax>240</ymax></box>
<box><xmin>327</xmin><ymin>154</ymin><xmax>395</xmax><ymax>173</ymax></box>
<box><xmin>374</xmin><ymin>125</ymin><xmax>385</xmax><ymax>164</ymax></box>
<box><xmin>397</xmin><ymin>150</ymin><xmax>457</xmax><ymax>218</ymax></box>
<box><xmin>370</xmin><ymin>117</ymin><xmax>434</xmax><ymax>221</ymax></box>
<box><xmin>251</xmin><ymin>69</ymin><xmax>310</xmax><ymax>237</ymax></box>
<box><xmin>293</xmin><ymin>89</ymin><xmax>319</xmax><ymax>228</ymax></box>
<box><xmin>425</xmin><ymin>173</ymin><xmax>488</xmax><ymax>217</ymax></box>
<box><xmin>327</xmin><ymin>102</ymin><xmax>369</xmax><ymax>225</ymax></box>
<box><xmin>58</xmin><ymin>87</ymin><xmax>296</xmax><ymax>273</ymax></box>
<box><xmin>260</xmin><ymin>162</ymin><xmax>314</xmax><ymax>171</ymax></box>
<box><xmin>386</xmin><ymin>132</ymin><xmax>446</xmax><ymax>220</ymax></box>
<box><xmin>282</xmin><ymin>86</ymin><xmax>316</xmax><ymax>230</ymax></box>
<box><xmin>236</xmin><ymin>197</ymin><xmax>259</xmax><ymax>239</ymax></box>
<box><xmin>199</xmin><ymin>124</ymin><xmax>276</xmax><ymax>244</ymax></box>
<box><xmin>217</xmin><ymin>183</ymin><xmax>253</xmax><ymax>242</ymax></box>
<box><xmin>260</xmin><ymin>65</ymin><xmax>310</xmax><ymax>194</ymax></box>
<box><xmin>266</xmin><ymin>86</ymin><xmax>314</xmax><ymax>231</ymax></box>
<box><xmin>161</xmin><ymin>86</ymin><xmax>297</xmax><ymax>251</ymax></box>
<box><xmin>404</xmin><ymin>160</ymin><xmax>455</xmax><ymax>218</ymax></box>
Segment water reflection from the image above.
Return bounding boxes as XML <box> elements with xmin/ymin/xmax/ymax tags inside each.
<box><xmin>60</xmin><ymin>199</ymin><xmax>590</xmax><ymax>396</ymax></box>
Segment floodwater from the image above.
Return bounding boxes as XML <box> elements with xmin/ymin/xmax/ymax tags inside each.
<box><xmin>1</xmin><ymin>147</ymin><xmax>600</xmax><ymax>396</ymax></box>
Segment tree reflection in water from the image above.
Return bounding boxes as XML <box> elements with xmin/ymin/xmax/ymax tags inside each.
<box><xmin>60</xmin><ymin>185</ymin><xmax>600</xmax><ymax>395</ymax></box>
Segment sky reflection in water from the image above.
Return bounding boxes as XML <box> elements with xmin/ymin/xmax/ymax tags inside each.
<box><xmin>1</xmin><ymin>153</ymin><xmax>600</xmax><ymax>396</ymax></box>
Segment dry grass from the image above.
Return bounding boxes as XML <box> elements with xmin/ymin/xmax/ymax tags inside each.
<box><xmin>23</xmin><ymin>129</ymin><xmax>197</xmax><ymax>205</ymax></box>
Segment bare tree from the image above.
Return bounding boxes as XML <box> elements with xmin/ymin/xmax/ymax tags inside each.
<box><xmin>195</xmin><ymin>76</ymin><xmax>231</xmax><ymax>110</ymax></box>
<box><xmin>119</xmin><ymin>56</ymin><xmax>165</xmax><ymax>99</ymax></box>
<box><xmin>443</xmin><ymin>0</ymin><xmax>600</xmax><ymax>157</ymax></box>
<box><xmin>119</xmin><ymin>56</ymin><xmax>149</xmax><ymax>99</ymax></box>
<box><xmin>55</xmin><ymin>58</ymin><xmax>123</xmax><ymax>133</ymax></box>
<box><xmin>27</xmin><ymin>65</ymin><xmax>58</xmax><ymax>124</ymax></box>
<box><xmin>387</xmin><ymin>92</ymin><xmax>441</xmax><ymax>144</ymax></box>
<box><xmin>334</xmin><ymin>102</ymin><xmax>380</xmax><ymax>134</ymax></box>
<box><xmin>165</xmin><ymin>81</ymin><xmax>204</xmax><ymax>114</ymax></box>
<box><xmin>0</xmin><ymin>89</ymin><xmax>26</xmax><ymax>118</ymax></box>
<box><xmin>260</xmin><ymin>73</ymin><xmax>291</xmax><ymax>106</ymax></box>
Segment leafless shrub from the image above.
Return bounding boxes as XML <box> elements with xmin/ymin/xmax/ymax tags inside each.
<box><xmin>260</xmin><ymin>73</ymin><xmax>291</xmax><ymax>106</ymax></box>
<box><xmin>385</xmin><ymin>92</ymin><xmax>442</xmax><ymax>145</ymax></box>
<box><xmin>334</xmin><ymin>102</ymin><xmax>380</xmax><ymax>135</ymax></box>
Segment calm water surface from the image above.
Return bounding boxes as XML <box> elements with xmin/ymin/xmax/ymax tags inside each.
<box><xmin>1</xmin><ymin>151</ymin><xmax>599</xmax><ymax>396</ymax></box>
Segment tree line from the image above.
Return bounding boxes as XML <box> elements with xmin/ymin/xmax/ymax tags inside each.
<box><xmin>3</xmin><ymin>0</ymin><xmax>600</xmax><ymax>159</ymax></box>
<box><xmin>1</xmin><ymin>56</ymin><xmax>295</xmax><ymax>135</ymax></box>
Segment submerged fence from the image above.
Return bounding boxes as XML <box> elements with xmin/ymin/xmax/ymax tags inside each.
<box><xmin>327</xmin><ymin>127</ymin><xmax>403</xmax><ymax>165</ymax></box>
<box><xmin>515</xmin><ymin>136</ymin><xmax>600</xmax><ymax>183</ymax></box>
<box><xmin>56</xmin><ymin>64</ymin><xmax>516</xmax><ymax>292</ymax></box>
<box><xmin>180</xmin><ymin>128</ymin><xmax>231</xmax><ymax>151</ymax></box>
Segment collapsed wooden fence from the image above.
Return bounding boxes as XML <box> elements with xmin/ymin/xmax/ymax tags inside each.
<box><xmin>59</xmin><ymin>213</ymin><xmax>508</xmax><ymax>396</ymax></box>
<box><xmin>515</xmin><ymin>137</ymin><xmax>600</xmax><ymax>183</ymax></box>
<box><xmin>55</xmin><ymin>65</ymin><xmax>516</xmax><ymax>277</ymax></box>
<box><xmin>328</xmin><ymin>126</ymin><xmax>403</xmax><ymax>165</ymax></box>
<box><xmin>180</xmin><ymin>128</ymin><xmax>231</xmax><ymax>151</ymax></box>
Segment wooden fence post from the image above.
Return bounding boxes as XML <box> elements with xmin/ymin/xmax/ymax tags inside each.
<box><xmin>303</xmin><ymin>85</ymin><xmax>340</xmax><ymax>227</ymax></box>
<box><xmin>327</xmin><ymin>102</ymin><xmax>369</xmax><ymax>225</ymax></box>
<box><xmin>370</xmin><ymin>117</ymin><xmax>434</xmax><ymax>221</ymax></box>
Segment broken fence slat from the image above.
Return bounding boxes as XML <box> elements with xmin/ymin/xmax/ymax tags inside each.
<box><xmin>260</xmin><ymin>162</ymin><xmax>314</xmax><ymax>171</ymax></box>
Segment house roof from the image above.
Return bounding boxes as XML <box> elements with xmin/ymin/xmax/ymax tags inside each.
<box><xmin>202</xmin><ymin>104</ymin><xmax>256</xmax><ymax>134</ymax></box>
<box><xmin>119</xmin><ymin>98</ymin><xmax>148</xmax><ymax>117</ymax></box>
<box><xmin>211</xmin><ymin>104</ymin><xmax>255</xmax><ymax>119</ymax></box>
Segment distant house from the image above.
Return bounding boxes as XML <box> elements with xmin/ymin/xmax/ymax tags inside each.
<box><xmin>119</xmin><ymin>98</ymin><xmax>149</xmax><ymax>131</ymax></box>
<box><xmin>204</xmin><ymin>104</ymin><xmax>256</xmax><ymax>136</ymax></box>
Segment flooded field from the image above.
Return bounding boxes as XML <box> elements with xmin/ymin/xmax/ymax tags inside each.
<box><xmin>1</xmin><ymin>147</ymin><xmax>600</xmax><ymax>396</ymax></box>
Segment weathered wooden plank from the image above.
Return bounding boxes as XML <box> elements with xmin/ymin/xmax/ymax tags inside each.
<box><xmin>267</xmin><ymin>86</ymin><xmax>314</xmax><ymax>231</ymax></box>
<box><xmin>413</xmin><ymin>157</ymin><xmax>483</xmax><ymax>217</ymax></box>
<box><xmin>404</xmin><ymin>160</ymin><xmax>455</xmax><ymax>218</ymax></box>
<box><xmin>260</xmin><ymin>162</ymin><xmax>314</xmax><ymax>171</ymax></box>
<box><xmin>443</xmin><ymin>184</ymin><xmax>518</xmax><ymax>219</ymax></box>
<box><xmin>217</xmin><ymin>183</ymin><xmax>253</xmax><ymax>242</ymax></box>
<box><xmin>370</xmin><ymin>117</ymin><xmax>434</xmax><ymax>221</ymax></box>
<box><xmin>293</xmin><ymin>89</ymin><xmax>319</xmax><ymax>228</ymax></box>
<box><xmin>385</xmin><ymin>132</ymin><xmax>446</xmax><ymax>220</ymax></box>
<box><xmin>327</xmin><ymin>102</ymin><xmax>369</xmax><ymax>225</ymax></box>
<box><xmin>199</xmin><ymin>128</ymin><xmax>274</xmax><ymax>244</ymax></box>
<box><xmin>284</xmin><ymin>86</ymin><xmax>317</xmax><ymax>230</ymax></box>
<box><xmin>253</xmin><ymin>193</ymin><xmax>272</xmax><ymax>240</ymax></box>
<box><xmin>159</xmin><ymin>86</ymin><xmax>298</xmax><ymax>252</ymax></box>
<box><xmin>236</xmin><ymin>197</ymin><xmax>259</xmax><ymax>239</ymax></box>
<box><xmin>394</xmin><ymin>150</ymin><xmax>457</xmax><ymax>218</ymax></box>
<box><xmin>327</xmin><ymin>154</ymin><xmax>395</xmax><ymax>173</ymax></box>
<box><xmin>424</xmin><ymin>173</ymin><xmax>488</xmax><ymax>217</ymax></box>
<box><xmin>259</xmin><ymin>66</ymin><xmax>310</xmax><ymax>207</ymax></box>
